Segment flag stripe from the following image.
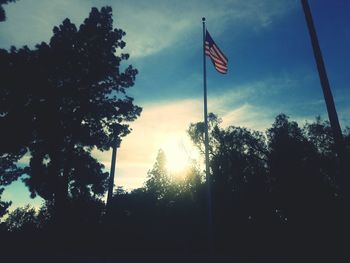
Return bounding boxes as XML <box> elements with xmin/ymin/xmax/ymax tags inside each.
<box><xmin>213</xmin><ymin>62</ymin><xmax>227</xmax><ymax>70</ymax></box>
<box><xmin>213</xmin><ymin>45</ymin><xmax>228</xmax><ymax>64</ymax></box>
<box><xmin>207</xmin><ymin>50</ymin><xmax>227</xmax><ymax>69</ymax></box>
<box><xmin>215</xmin><ymin>66</ymin><xmax>227</xmax><ymax>74</ymax></box>
<box><xmin>206</xmin><ymin>50</ymin><xmax>222</xmax><ymax>63</ymax></box>
<box><xmin>205</xmin><ymin>30</ymin><xmax>228</xmax><ymax>74</ymax></box>
<box><xmin>208</xmin><ymin>47</ymin><xmax>221</xmax><ymax>60</ymax></box>
<box><xmin>210</xmin><ymin>60</ymin><xmax>227</xmax><ymax>72</ymax></box>
<box><xmin>207</xmin><ymin>47</ymin><xmax>222</xmax><ymax>62</ymax></box>
<box><xmin>211</xmin><ymin>59</ymin><xmax>227</xmax><ymax>69</ymax></box>
<box><xmin>206</xmin><ymin>42</ymin><xmax>226</xmax><ymax>63</ymax></box>
<box><xmin>209</xmin><ymin>54</ymin><xmax>226</xmax><ymax>66</ymax></box>
<box><xmin>205</xmin><ymin>44</ymin><xmax>221</xmax><ymax>59</ymax></box>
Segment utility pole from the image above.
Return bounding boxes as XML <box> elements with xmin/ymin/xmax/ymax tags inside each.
<box><xmin>106</xmin><ymin>143</ymin><xmax>117</xmax><ymax>212</ymax></box>
<box><xmin>301</xmin><ymin>0</ymin><xmax>348</xmax><ymax>190</ymax></box>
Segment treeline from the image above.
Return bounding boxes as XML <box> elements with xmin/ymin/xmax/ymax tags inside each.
<box><xmin>1</xmin><ymin>113</ymin><xmax>349</xmax><ymax>257</ymax></box>
<box><xmin>106</xmin><ymin>113</ymin><xmax>350</xmax><ymax>254</ymax></box>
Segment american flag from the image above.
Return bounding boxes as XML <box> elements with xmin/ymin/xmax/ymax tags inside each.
<box><xmin>205</xmin><ymin>30</ymin><xmax>228</xmax><ymax>74</ymax></box>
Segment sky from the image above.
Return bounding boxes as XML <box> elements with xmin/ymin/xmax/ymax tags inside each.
<box><xmin>1</xmin><ymin>0</ymin><xmax>350</xmax><ymax>209</ymax></box>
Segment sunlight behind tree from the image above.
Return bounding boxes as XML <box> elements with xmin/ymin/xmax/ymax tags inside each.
<box><xmin>161</xmin><ymin>136</ymin><xmax>201</xmax><ymax>177</ymax></box>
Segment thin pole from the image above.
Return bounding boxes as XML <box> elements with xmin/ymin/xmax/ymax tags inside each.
<box><xmin>107</xmin><ymin>144</ymin><xmax>117</xmax><ymax>210</ymax></box>
<box><xmin>301</xmin><ymin>0</ymin><xmax>347</xmax><ymax>188</ymax></box>
<box><xmin>202</xmin><ymin>17</ymin><xmax>213</xmax><ymax>252</ymax></box>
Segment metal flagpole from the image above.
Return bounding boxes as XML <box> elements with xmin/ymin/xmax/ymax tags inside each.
<box><xmin>301</xmin><ymin>0</ymin><xmax>347</xmax><ymax>189</ymax></box>
<box><xmin>202</xmin><ymin>17</ymin><xmax>213</xmax><ymax>252</ymax></box>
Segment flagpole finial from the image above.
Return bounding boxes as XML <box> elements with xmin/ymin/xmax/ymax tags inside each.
<box><xmin>202</xmin><ymin>17</ymin><xmax>206</xmax><ymax>22</ymax></box>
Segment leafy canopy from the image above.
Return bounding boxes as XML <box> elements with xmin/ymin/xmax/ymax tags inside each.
<box><xmin>0</xmin><ymin>7</ymin><xmax>141</xmax><ymax>204</ymax></box>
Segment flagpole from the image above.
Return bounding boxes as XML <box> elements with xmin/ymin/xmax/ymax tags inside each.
<box><xmin>202</xmin><ymin>17</ymin><xmax>213</xmax><ymax>252</ymax></box>
<box><xmin>301</xmin><ymin>0</ymin><xmax>347</xmax><ymax>190</ymax></box>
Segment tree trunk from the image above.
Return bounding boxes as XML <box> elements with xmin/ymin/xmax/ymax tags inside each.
<box><xmin>50</xmin><ymin>147</ymin><xmax>69</xmax><ymax>228</ymax></box>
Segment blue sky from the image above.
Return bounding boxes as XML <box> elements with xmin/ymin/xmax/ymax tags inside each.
<box><xmin>1</xmin><ymin>0</ymin><xmax>349</xmax><ymax>210</ymax></box>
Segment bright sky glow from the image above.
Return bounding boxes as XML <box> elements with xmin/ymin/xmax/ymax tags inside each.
<box><xmin>161</xmin><ymin>136</ymin><xmax>200</xmax><ymax>175</ymax></box>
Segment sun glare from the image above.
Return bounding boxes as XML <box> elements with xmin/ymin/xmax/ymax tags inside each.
<box><xmin>161</xmin><ymin>137</ymin><xmax>199</xmax><ymax>175</ymax></box>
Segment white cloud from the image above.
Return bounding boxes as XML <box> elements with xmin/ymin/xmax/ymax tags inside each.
<box><xmin>0</xmin><ymin>0</ymin><xmax>94</xmax><ymax>48</ymax></box>
<box><xmin>0</xmin><ymin>0</ymin><xmax>297</xmax><ymax>57</ymax></box>
<box><xmin>221</xmin><ymin>103</ymin><xmax>274</xmax><ymax>131</ymax></box>
<box><xmin>116</xmin><ymin>0</ymin><xmax>297</xmax><ymax>58</ymax></box>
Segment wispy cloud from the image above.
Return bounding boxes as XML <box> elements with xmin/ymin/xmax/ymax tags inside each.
<box><xmin>118</xmin><ymin>0</ymin><xmax>297</xmax><ymax>58</ymax></box>
<box><xmin>0</xmin><ymin>0</ymin><xmax>297</xmax><ymax>57</ymax></box>
<box><xmin>221</xmin><ymin>103</ymin><xmax>275</xmax><ymax>131</ymax></box>
<box><xmin>0</xmin><ymin>0</ymin><xmax>94</xmax><ymax>48</ymax></box>
<box><xmin>208</xmin><ymin>75</ymin><xmax>303</xmax><ymax>115</ymax></box>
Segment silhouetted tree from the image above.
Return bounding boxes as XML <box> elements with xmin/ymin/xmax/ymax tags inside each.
<box><xmin>5</xmin><ymin>205</ymin><xmax>38</xmax><ymax>232</ymax></box>
<box><xmin>188</xmin><ymin>113</ymin><xmax>220</xmax><ymax>156</ymax></box>
<box><xmin>35</xmin><ymin>201</ymin><xmax>53</xmax><ymax>229</ymax></box>
<box><xmin>0</xmin><ymin>47</ymin><xmax>29</xmax><ymax>190</ymax></box>
<box><xmin>189</xmin><ymin>114</ymin><xmax>268</xmax><ymax>195</ymax></box>
<box><xmin>0</xmin><ymin>188</ymin><xmax>11</xmax><ymax>219</ymax></box>
<box><xmin>344</xmin><ymin>127</ymin><xmax>350</xmax><ymax>156</ymax></box>
<box><xmin>145</xmin><ymin>149</ymin><xmax>203</xmax><ymax>203</ymax></box>
<box><xmin>188</xmin><ymin>113</ymin><xmax>270</xmax><ymax>247</ymax></box>
<box><xmin>0</xmin><ymin>0</ymin><xmax>15</xmax><ymax>21</ymax></box>
<box><xmin>145</xmin><ymin>149</ymin><xmax>169</xmax><ymax>200</ymax></box>
<box><xmin>303</xmin><ymin>117</ymin><xmax>339</xmax><ymax>188</ymax></box>
<box><xmin>0</xmin><ymin>6</ymin><xmax>141</xmax><ymax>222</ymax></box>
<box><xmin>267</xmin><ymin>114</ymin><xmax>336</xmax><ymax>237</ymax></box>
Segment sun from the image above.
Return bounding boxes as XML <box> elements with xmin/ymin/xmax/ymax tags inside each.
<box><xmin>161</xmin><ymin>137</ymin><xmax>199</xmax><ymax>174</ymax></box>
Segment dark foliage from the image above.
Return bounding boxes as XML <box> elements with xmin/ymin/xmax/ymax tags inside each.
<box><xmin>0</xmin><ymin>187</ymin><xmax>11</xmax><ymax>218</ymax></box>
<box><xmin>1</xmin><ymin>113</ymin><xmax>349</xmax><ymax>261</ymax></box>
<box><xmin>0</xmin><ymin>0</ymin><xmax>15</xmax><ymax>22</ymax></box>
<box><xmin>0</xmin><ymin>6</ymin><xmax>141</xmax><ymax>222</ymax></box>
